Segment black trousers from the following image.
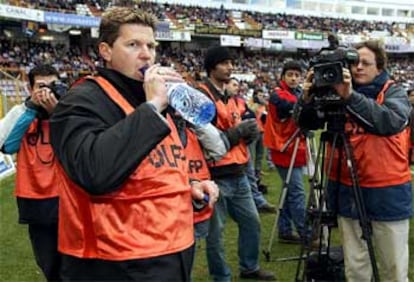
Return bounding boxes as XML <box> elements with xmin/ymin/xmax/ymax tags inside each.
<box><xmin>61</xmin><ymin>244</ymin><xmax>195</xmax><ymax>282</ymax></box>
<box><xmin>28</xmin><ymin>223</ymin><xmax>61</xmax><ymax>282</ymax></box>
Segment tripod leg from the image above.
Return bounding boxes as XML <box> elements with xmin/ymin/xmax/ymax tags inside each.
<box><xmin>341</xmin><ymin>134</ymin><xmax>380</xmax><ymax>282</ymax></box>
<box><xmin>295</xmin><ymin>136</ymin><xmax>324</xmax><ymax>282</ymax></box>
<box><xmin>263</xmin><ymin>136</ymin><xmax>301</xmax><ymax>262</ymax></box>
<box><xmin>295</xmin><ymin>131</ymin><xmax>338</xmax><ymax>282</ymax></box>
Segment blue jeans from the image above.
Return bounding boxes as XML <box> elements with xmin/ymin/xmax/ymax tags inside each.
<box><xmin>195</xmin><ymin>219</ymin><xmax>210</xmax><ymax>239</ymax></box>
<box><xmin>246</xmin><ymin>149</ymin><xmax>268</xmax><ymax>208</ymax></box>
<box><xmin>206</xmin><ymin>174</ymin><xmax>261</xmax><ymax>282</ymax></box>
<box><xmin>276</xmin><ymin>166</ymin><xmax>306</xmax><ymax>236</ymax></box>
<box><xmin>249</xmin><ymin>132</ymin><xmax>264</xmax><ymax>173</ymax></box>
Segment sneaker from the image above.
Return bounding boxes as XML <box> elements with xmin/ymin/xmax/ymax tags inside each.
<box><xmin>278</xmin><ymin>233</ymin><xmax>302</xmax><ymax>244</ymax></box>
<box><xmin>257</xmin><ymin>203</ymin><xmax>277</xmax><ymax>214</ymax></box>
<box><xmin>240</xmin><ymin>269</ymin><xmax>276</xmax><ymax>281</ymax></box>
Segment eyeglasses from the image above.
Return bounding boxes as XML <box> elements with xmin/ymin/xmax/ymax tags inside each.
<box><xmin>352</xmin><ymin>60</ymin><xmax>376</xmax><ymax>67</ymax></box>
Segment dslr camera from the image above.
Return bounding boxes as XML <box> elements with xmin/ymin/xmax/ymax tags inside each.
<box><xmin>39</xmin><ymin>80</ymin><xmax>68</xmax><ymax>100</ymax></box>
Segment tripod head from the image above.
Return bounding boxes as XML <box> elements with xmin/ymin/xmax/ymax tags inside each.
<box><xmin>281</xmin><ymin>128</ymin><xmax>315</xmax><ymax>153</ymax></box>
<box><xmin>325</xmin><ymin>107</ymin><xmax>347</xmax><ymax>133</ymax></box>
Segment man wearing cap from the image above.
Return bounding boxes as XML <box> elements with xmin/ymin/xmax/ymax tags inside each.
<box><xmin>197</xmin><ymin>46</ymin><xmax>276</xmax><ymax>281</ymax></box>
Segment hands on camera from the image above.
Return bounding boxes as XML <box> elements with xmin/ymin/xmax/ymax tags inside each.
<box><xmin>35</xmin><ymin>83</ymin><xmax>59</xmax><ymax>115</ymax></box>
<box><xmin>26</xmin><ymin>79</ymin><xmax>65</xmax><ymax>119</ymax></box>
<box><xmin>333</xmin><ymin>68</ymin><xmax>353</xmax><ymax>100</ymax></box>
<box><xmin>303</xmin><ymin>68</ymin><xmax>353</xmax><ymax>103</ymax></box>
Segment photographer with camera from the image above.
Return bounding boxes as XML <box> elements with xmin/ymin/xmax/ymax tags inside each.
<box><xmin>0</xmin><ymin>64</ymin><xmax>66</xmax><ymax>281</ymax></box>
<box><xmin>263</xmin><ymin>60</ymin><xmax>309</xmax><ymax>244</ymax></box>
<box><xmin>295</xmin><ymin>40</ymin><xmax>412</xmax><ymax>282</ymax></box>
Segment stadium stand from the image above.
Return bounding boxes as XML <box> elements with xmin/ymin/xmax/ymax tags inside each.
<box><xmin>1</xmin><ymin>0</ymin><xmax>413</xmax><ymax>112</ymax></box>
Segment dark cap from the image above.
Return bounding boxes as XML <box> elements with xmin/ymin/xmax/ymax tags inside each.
<box><xmin>281</xmin><ymin>60</ymin><xmax>303</xmax><ymax>77</ymax></box>
<box><xmin>204</xmin><ymin>46</ymin><xmax>233</xmax><ymax>75</ymax></box>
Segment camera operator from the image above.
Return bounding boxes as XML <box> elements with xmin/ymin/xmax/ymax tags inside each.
<box><xmin>264</xmin><ymin>60</ymin><xmax>309</xmax><ymax>244</ymax></box>
<box><xmin>0</xmin><ymin>64</ymin><xmax>65</xmax><ymax>281</ymax></box>
<box><xmin>295</xmin><ymin>40</ymin><xmax>412</xmax><ymax>281</ymax></box>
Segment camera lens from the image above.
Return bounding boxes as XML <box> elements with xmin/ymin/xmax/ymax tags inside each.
<box><xmin>49</xmin><ymin>81</ymin><xmax>68</xmax><ymax>99</ymax></box>
<box><xmin>322</xmin><ymin>68</ymin><xmax>338</xmax><ymax>83</ymax></box>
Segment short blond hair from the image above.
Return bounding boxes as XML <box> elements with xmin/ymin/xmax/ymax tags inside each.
<box><xmin>98</xmin><ymin>7</ymin><xmax>158</xmax><ymax>46</ymax></box>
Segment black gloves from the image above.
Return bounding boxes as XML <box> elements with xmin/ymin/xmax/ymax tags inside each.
<box><xmin>237</xmin><ymin>118</ymin><xmax>260</xmax><ymax>144</ymax></box>
<box><xmin>225</xmin><ymin>118</ymin><xmax>260</xmax><ymax>147</ymax></box>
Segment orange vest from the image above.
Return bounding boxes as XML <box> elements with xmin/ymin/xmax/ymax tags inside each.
<box><xmin>184</xmin><ymin>127</ymin><xmax>213</xmax><ymax>223</ymax></box>
<box><xmin>15</xmin><ymin>119</ymin><xmax>60</xmax><ymax>199</ymax></box>
<box><xmin>198</xmin><ymin>83</ymin><xmax>249</xmax><ymax>167</ymax></box>
<box><xmin>57</xmin><ymin>76</ymin><xmax>194</xmax><ymax>260</ymax></box>
<box><xmin>255</xmin><ymin>104</ymin><xmax>266</xmax><ymax>133</ymax></box>
<box><xmin>263</xmin><ymin>93</ymin><xmax>306</xmax><ymax>155</ymax></box>
<box><xmin>329</xmin><ymin>80</ymin><xmax>411</xmax><ymax>187</ymax></box>
<box><xmin>235</xmin><ymin>96</ymin><xmax>246</xmax><ymax>116</ymax></box>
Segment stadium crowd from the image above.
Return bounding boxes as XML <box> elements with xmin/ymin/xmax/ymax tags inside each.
<box><xmin>1</xmin><ymin>38</ymin><xmax>413</xmax><ymax>92</ymax></box>
<box><xmin>5</xmin><ymin>0</ymin><xmax>411</xmax><ymax>35</ymax></box>
<box><xmin>0</xmin><ymin>2</ymin><xmax>413</xmax><ymax>282</ymax></box>
<box><xmin>2</xmin><ymin>0</ymin><xmax>413</xmax><ymax>91</ymax></box>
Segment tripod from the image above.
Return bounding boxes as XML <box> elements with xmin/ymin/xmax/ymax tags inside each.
<box><xmin>263</xmin><ymin>128</ymin><xmax>318</xmax><ymax>262</ymax></box>
<box><xmin>294</xmin><ymin>124</ymin><xmax>380</xmax><ymax>282</ymax></box>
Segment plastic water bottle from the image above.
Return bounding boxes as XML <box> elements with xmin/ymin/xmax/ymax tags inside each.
<box><xmin>166</xmin><ymin>82</ymin><xmax>216</xmax><ymax>127</ymax></box>
<box><xmin>139</xmin><ymin>66</ymin><xmax>216</xmax><ymax>127</ymax></box>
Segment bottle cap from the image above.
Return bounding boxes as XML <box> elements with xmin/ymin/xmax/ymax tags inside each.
<box><xmin>139</xmin><ymin>65</ymin><xmax>149</xmax><ymax>75</ymax></box>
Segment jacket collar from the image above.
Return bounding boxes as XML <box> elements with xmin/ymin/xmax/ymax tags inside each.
<box><xmin>97</xmin><ymin>67</ymin><xmax>145</xmax><ymax>108</ymax></box>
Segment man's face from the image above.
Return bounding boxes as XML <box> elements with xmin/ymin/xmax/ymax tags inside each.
<box><xmin>210</xmin><ymin>59</ymin><xmax>234</xmax><ymax>83</ymax></box>
<box><xmin>283</xmin><ymin>70</ymin><xmax>302</xmax><ymax>89</ymax></box>
<box><xmin>351</xmin><ymin>47</ymin><xmax>381</xmax><ymax>85</ymax></box>
<box><xmin>255</xmin><ymin>91</ymin><xmax>266</xmax><ymax>104</ymax></box>
<box><xmin>99</xmin><ymin>23</ymin><xmax>156</xmax><ymax>81</ymax></box>
<box><xmin>226</xmin><ymin>79</ymin><xmax>239</xmax><ymax>96</ymax></box>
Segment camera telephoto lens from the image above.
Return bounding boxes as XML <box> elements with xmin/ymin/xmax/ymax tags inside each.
<box><xmin>322</xmin><ymin>68</ymin><xmax>338</xmax><ymax>84</ymax></box>
<box><xmin>313</xmin><ymin>62</ymin><xmax>343</xmax><ymax>88</ymax></box>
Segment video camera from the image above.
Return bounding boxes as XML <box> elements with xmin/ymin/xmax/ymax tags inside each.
<box><xmin>310</xmin><ymin>47</ymin><xmax>359</xmax><ymax>89</ymax></box>
<box><xmin>307</xmin><ymin>38</ymin><xmax>359</xmax><ymax>131</ymax></box>
<box><xmin>39</xmin><ymin>80</ymin><xmax>68</xmax><ymax>100</ymax></box>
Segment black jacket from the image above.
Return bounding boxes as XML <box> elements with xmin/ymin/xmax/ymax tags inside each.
<box><xmin>50</xmin><ymin>68</ymin><xmax>170</xmax><ymax>195</ymax></box>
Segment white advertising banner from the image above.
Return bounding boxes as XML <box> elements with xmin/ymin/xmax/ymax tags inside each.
<box><xmin>338</xmin><ymin>34</ymin><xmax>363</xmax><ymax>45</ymax></box>
<box><xmin>243</xmin><ymin>37</ymin><xmax>263</xmax><ymax>48</ymax></box>
<box><xmin>244</xmin><ymin>37</ymin><xmax>273</xmax><ymax>49</ymax></box>
<box><xmin>156</xmin><ymin>30</ymin><xmax>191</xmax><ymax>42</ymax></box>
<box><xmin>0</xmin><ymin>4</ymin><xmax>44</xmax><ymax>22</ymax></box>
<box><xmin>262</xmin><ymin>30</ymin><xmax>295</xmax><ymax>40</ymax></box>
<box><xmin>220</xmin><ymin>35</ymin><xmax>241</xmax><ymax>47</ymax></box>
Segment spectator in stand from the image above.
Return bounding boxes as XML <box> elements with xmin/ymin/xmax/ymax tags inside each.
<box><xmin>0</xmin><ymin>64</ymin><xmax>64</xmax><ymax>282</ymax></box>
